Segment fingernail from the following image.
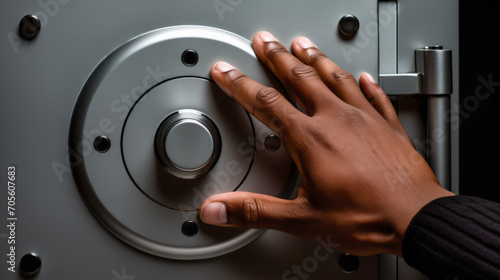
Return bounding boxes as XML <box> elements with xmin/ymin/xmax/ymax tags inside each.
<box><xmin>259</xmin><ymin>31</ymin><xmax>278</xmax><ymax>42</ymax></box>
<box><xmin>201</xmin><ymin>202</ymin><xmax>228</xmax><ymax>225</ymax></box>
<box><xmin>215</xmin><ymin>61</ymin><xmax>234</xmax><ymax>73</ymax></box>
<box><xmin>364</xmin><ymin>72</ymin><xmax>377</xmax><ymax>84</ymax></box>
<box><xmin>297</xmin><ymin>37</ymin><xmax>315</xmax><ymax>49</ymax></box>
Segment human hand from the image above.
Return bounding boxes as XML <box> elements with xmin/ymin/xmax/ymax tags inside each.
<box><xmin>199</xmin><ymin>31</ymin><xmax>454</xmax><ymax>256</ymax></box>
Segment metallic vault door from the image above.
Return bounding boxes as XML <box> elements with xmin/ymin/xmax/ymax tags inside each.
<box><xmin>0</xmin><ymin>0</ymin><xmax>458</xmax><ymax>279</ymax></box>
<box><xmin>378</xmin><ymin>0</ymin><xmax>459</xmax><ymax>279</ymax></box>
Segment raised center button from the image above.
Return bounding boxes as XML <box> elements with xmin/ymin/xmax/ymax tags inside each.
<box><xmin>155</xmin><ymin>110</ymin><xmax>221</xmax><ymax>179</ymax></box>
<box><xmin>165</xmin><ymin>119</ymin><xmax>214</xmax><ymax>170</ymax></box>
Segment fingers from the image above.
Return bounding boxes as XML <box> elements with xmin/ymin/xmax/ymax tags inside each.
<box><xmin>199</xmin><ymin>191</ymin><xmax>313</xmax><ymax>233</ymax></box>
<box><xmin>291</xmin><ymin>36</ymin><xmax>374</xmax><ymax>112</ymax></box>
<box><xmin>358</xmin><ymin>73</ymin><xmax>399</xmax><ymax>123</ymax></box>
<box><xmin>252</xmin><ymin>31</ymin><xmax>340</xmax><ymax>115</ymax></box>
<box><xmin>210</xmin><ymin>62</ymin><xmax>304</xmax><ymax>136</ymax></box>
<box><xmin>359</xmin><ymin>73</ymin><xmax>414</xmax><ymax>145</ymax></box>
<box><xmin>358</xmin><ymin>73</ymin><xmax>401</xmax><ymax>126</ymax></box>
<box><xmin>212</xmin><ymin>31</ymin><xmax>411</xmax><ymax>144</ymax></box>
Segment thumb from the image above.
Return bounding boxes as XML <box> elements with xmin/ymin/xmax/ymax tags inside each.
<box><xmin>199</xmin><ymin>191</ymin><xmax>309</xmax><ymax>232</ymax></box>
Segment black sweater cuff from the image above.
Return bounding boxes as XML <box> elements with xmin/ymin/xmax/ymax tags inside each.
<box><xmin>402</xmin><ymin>195</ymin><xmax>500</xmax><ymax>280</ymax></box>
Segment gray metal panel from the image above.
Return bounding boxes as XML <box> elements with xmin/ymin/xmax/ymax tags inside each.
<box><xmin>0</xmin><ymin>0</ymin><xmax>460</xmax><ymax>279</ymax></box>
<box><xmin>378</xmin><ymin>0</ymin><xmax>398</xmax><ymax>75</ymax></box>
<box><xmin>396</xmin><ymin>0</ymin><xmax>459</xmax><ymax>278</ymax></box>
<box><xmin>397</xmin><ymin>0</ymin><xmax>460</xmax><ymax>194</ymax></box>
<box><xmin>0</xmin><ymin>0</ymin><xmax>379</xmax><ymax>279</ymax></box>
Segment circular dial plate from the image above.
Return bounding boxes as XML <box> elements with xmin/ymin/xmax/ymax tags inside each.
<box><xmin>69</xmin><ymin>25</ymin><xmax>296</xmax><ymax>260</ymax></box>
<box><xmin>122</xmin><ymin>77</ymin><xmax>254</xmax><ymax>210</ymax></box>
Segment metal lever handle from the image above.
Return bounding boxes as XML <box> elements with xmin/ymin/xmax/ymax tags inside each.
<box><xmin>379</xmin><ymin>46</ymin><xmax>453</xmax><ymax>189</ymax></box>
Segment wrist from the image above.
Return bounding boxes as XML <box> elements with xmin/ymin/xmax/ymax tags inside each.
<box><xmin>387</xmin><ymin>184</ymin><xmax>455</xmax><ymax>257</ymax></box>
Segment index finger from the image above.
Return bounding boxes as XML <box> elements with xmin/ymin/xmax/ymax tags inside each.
<box><xmin>210</xmin><ymin>61</ymin><xmax>306</xmax><ymax>139</ymax></box>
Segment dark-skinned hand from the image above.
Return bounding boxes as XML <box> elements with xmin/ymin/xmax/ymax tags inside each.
<box><xmin>199</xmin><ymin>31</ymin><xmax>454</xmax><ymax>257</ymax></box>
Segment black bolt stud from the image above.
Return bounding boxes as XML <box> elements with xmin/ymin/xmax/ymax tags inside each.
<box><xmin>19</xmin><ymin>15</ymin><xmax>41</xmax><ymax>40</ymax></box>
<box><xmin>182</xmin><ymin>49</ymin><xmax>199</xmax><ymax>67</ymax></box>
<box><xmin>264</xmin><ymin>135</ymin><xmax>281</xmax><ymax>152</ymax></box>
<box><xmin>338</xmin><ymin>15</ymin><xmax>359</xmax><ymax>38</ymax></box>
<box><xmin>338</xmin><ymin>253</ymin><xmax>359</xmax><ymax>273</ymax></box>
<box><xmin>20</xmin><ymin>252</ymin><xmax>42</xmax><ymax>277</ymax></box>
<box><xmin>93</xmin><ymin>135</ymin><xmax>111</xmax><ymax>153</ymax></box>
<box><xmin>182</xmin><ymin>220</ymin><xmax>198</xmax><ymax>237</ymax></box>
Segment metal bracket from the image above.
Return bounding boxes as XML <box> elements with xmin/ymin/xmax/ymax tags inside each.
<box><xmin>379</xmin><ymin>46</ymin><xmax>453</xmax><ymax>189</ymax></box>
<box><xmin>380</xmin><ymin>46</ymin><xmax>452</xmax><ymax>96</ymax></box>
<box><xmin>379</xmin><ymin>73</ymin><xmax>421</xmax><ymax>95</ymax></box>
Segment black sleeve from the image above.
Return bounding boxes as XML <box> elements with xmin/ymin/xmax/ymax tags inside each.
<box><xmin>402</xmin><ymin>195</ymin><xmax>500</xmax><ymax>280</ymax></box>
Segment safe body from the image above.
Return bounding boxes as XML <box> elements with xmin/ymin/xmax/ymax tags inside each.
<box><xmin>0</xmin><ymin>0</ymin><xmax>459</xmax><ymax>279</ymax></box>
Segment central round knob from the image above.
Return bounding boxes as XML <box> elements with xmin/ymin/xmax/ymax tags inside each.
<box><xmin>165</xmin><ymin>119</ymin><xmax>214</xmax><ymax>170</ymax></box>
<box><xmin>155</xmin><ymin>110</ymin><xmax>221</xmax><ymax>179</ymax></box>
